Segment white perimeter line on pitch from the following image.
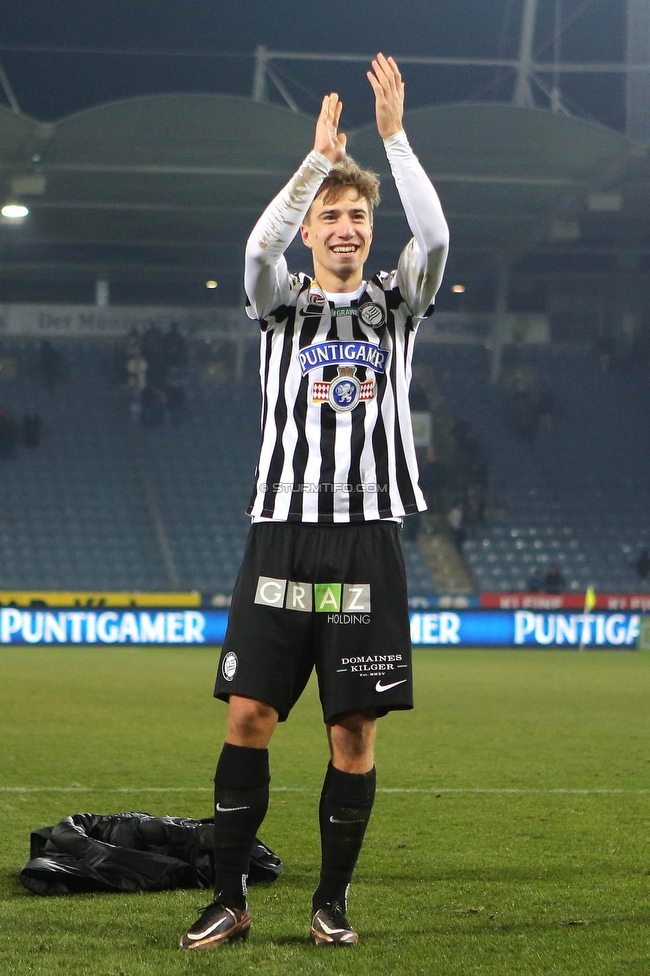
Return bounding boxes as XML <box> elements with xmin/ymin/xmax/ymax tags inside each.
<box><xmin>1</xmin><ymin>787</ymin><xmax>649</xmax><ymax>795</ymax></box>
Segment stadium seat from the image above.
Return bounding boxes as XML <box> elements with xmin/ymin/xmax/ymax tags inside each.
<box><xmin>419</xmin><ymin>343</ymin><xmax>650</xmax><ymax>592</ymax></box>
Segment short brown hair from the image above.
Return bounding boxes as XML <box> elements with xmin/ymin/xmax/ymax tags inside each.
<box><xmin>307</xmin><ymin>157</ymin><xmax>380</xmax><ymax>221</ymax></box>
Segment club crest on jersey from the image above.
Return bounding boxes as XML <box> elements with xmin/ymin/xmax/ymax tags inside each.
<box><xmin>313</xmin><ymin>366</ymin><xmax>374</xmax><ymax>412</ymax></box>
<box><xmin>358</xmin><ymin>301</ymin><xmax>385</xmax><ymax>328</ymax></box>
<box><xmin>299</xmin><ymin>285</ymin><xmax>327</xmax><ymax>314</ymax></box>
<box><xmin>300</xmin><ymin>291</ymin><xmax>327</xmax><ymax>316</ymax></box>
<box><xmin>309</xmin><ymin>282</ymin><xmax>326</xmax><ymax>305</ymax></box>
<box><xmin>221</xmin><ymin>651</ymin><xmax>238</xmax><ymax>682</ymax></box>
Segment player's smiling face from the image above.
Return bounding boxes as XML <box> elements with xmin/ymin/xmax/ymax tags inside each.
<box><xmin>300</xmin><ymin>188</ymin><xmax>373</xmax><ymax>290</ymax></box>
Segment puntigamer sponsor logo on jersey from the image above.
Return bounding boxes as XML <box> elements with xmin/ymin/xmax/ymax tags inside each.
<box><xmin>297</xmin><ymin>341</ymin><xmax>389</xmax><ymax>376</ymax></box>
<box><xmin>254</xmin><ymin>577</ymin><xmax>370</xmax><ymax>621</ymax></box>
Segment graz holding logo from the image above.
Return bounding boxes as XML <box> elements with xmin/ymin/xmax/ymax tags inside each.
<box><xmin>327</xmin><ymin>614</ymin><xmax>371</xmax><ymax>625</ymax></box>
<box><xmin>254</xmin><ymin>577</ymin><xmax>371</xmax><ymax>618</ymax></box>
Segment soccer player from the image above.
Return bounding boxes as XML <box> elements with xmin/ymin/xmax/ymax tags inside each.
<box><xmin>180</xmin><ymin>53</ymin><xmax>449</xmax><ymax>950</ymax></box>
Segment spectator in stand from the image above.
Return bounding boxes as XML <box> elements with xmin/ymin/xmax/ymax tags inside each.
<box><xmin>527</xmin><ymin>567</ymin><xmax>543</xmax><ymax>593</ymax></box>
<box><xmin>140</xmin><ymin>384</ymin><xmax>166</xmax><ymax>427</ymax></box>
<box><xmin>452</xmin><ymin>419</ymin><xmax>482</xmax><ymax>501</ymax></box>
<box><xmin>447</xmin><ymin>501</ymin><xmax>465</xmax><ymax>552</ymax></box>
<box><xmin>142</xmin><ymin>324</ymin><xmax>169</xmax><ymax>389</ymax></box>
<box><xmin>543</xmin><ymin>564</ymin><xmax>565</xmax><ymax>594</ymax></box>
<box><xmin>0</xmin><ymin>408</ymin><xmax>18</xmax><ymax>459</ymax></box>
<box><xmin>159</xmin><ymin>324</ymin><xmax>189</xmax><ymax>424</ymax></box>
<box><xmin>469</xmin><ymin>456</ymin><xmax>489</xmax><ymax>521</ymax></box>
<box><xmin>464</xmin><ymin>482</ymin><xmax>485</xmax><ymax>526</ymax></box>
<box><xmin>635</xmin><ymin>548</ymin><xmax>650</xmax><ymax>582</ymax></box>
<box><xmin>141</xmin><ymin>323</ymin><xmax>162</xmax><ymax>361</ymax></box>
<box><xmin>125</xmin><ymin>327</ymin><xmax>141</xmax><ymax>358</ymax></box>
<box><xmin>113</xmin><ymin>327</ymin><xmax>141</xmax><ymax>385</ymax></box>
<box><xmin>164</xmin><ymin>322</ymin><xmax>189</xmax><ymax>370</ymax></box>
<box><xmin>166</xmin><ymin>382</ymin><xmax>186</xmax><ymax>423</ymax></box>
<box><xmin>127</xmin><ymin>350</ymin><xmax>148</xmax><ymax>390</ymax></box>
<box><xmin>127</xmin><ymin>346</ymin><xmax>148</xmax><ymax>419</ymax></box>
<box><xmin>126</xmin><ymin>347</ymin><xmax>147</xmax><ymax>393</ymax></box>
<box><xmin>22</xmin><ymin>409</ymin><xmax>42</xmax><ymax>448</ymax></box>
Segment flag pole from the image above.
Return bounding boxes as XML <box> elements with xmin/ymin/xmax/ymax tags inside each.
<box><xmin>579</xmin><ymin>586</ymin><xmax>597</xmax><ymax>651</ymax></box>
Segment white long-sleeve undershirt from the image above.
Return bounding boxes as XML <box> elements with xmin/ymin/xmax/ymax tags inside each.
<box><xmin>244</xmin><ymin>130</ymin><xmax>449</xmax><ymax>322</ymax></box>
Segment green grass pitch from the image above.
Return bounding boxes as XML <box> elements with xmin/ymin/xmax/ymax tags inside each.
<box><xmin>1</xmin><ymin>645</ymin><xmax>650</xmax><ymax>975</ymax></box>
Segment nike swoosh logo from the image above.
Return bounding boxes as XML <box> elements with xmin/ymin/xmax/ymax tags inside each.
<box><xmin>375</xmin><ymin>678</ymin><xmax>408</xmax><ymax>693</ymax></box>
<box><xmin>316</xmin><ymin>919</ymin><xmax>348</xmax><ymax>936</ymax></box>
<box><xmin>216</xmin><ymin>803</ymin><xmax>251</xmax><ymax>813</ymax></box>
<box><xmin>329</xmin><ymin>815</ymin><xmax>366</xmax><ymax>824</ymax></box>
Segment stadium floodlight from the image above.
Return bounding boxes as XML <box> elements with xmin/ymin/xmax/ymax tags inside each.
<box><xmin>588</xmin><ymin>193</ymin><xmax>623</xmax><ymax>213</ymax></box>
<box><xmin>205</xmin><ymin>279</ymin><xmax>218</xmax><ymax>289</ymax></box>
<box><xmin>452</xmin><ymin>284</ymin><xmax>466</xmax><ymax>294</ymax></box>
<box><xmin>1</xmin><ymin>202</ymin><xmax>29</xmax><ymax>219</ymax></box>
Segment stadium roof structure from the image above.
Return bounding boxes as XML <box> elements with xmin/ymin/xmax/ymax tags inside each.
<box><xmin>0</xmin><ymin>93</ymin><xmax>648</xmax><ymax>305</ymax></box>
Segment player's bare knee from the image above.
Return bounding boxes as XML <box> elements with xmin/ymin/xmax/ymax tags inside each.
<box><xmin>328</xmin><ymin>711</ymin><xmax>376</xmax><ymax>772</ymax></box>
<box><xmin>226</xmin><ymin>695</ymin><xmax>278</xmax><ymax>747</ymax></box>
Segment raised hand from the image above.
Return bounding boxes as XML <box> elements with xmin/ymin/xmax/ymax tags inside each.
<box><xmin>367</xmin><ymin>53</ymin><xmax>404</xmax><ymax>141</ymax></box>
<box><xmin>313</xmin><ymin>92</ymin><xmax>347</xmax><ymax>164</ymax></box>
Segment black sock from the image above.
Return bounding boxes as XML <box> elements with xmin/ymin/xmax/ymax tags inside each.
<box><xmin>213</xmin><ymin>742</ymin><xmax>270</xmax><ymax>909</ymax></box>
<box><xmin>312</xmin><ymin>763</ymin><xmax>376</xmax><ymax>913</ymax></box>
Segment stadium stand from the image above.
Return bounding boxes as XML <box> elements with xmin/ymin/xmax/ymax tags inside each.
<box><xmin>0</xmin><ymin>340</ymin><xmax>168</xmax><ymax>591</ymax></box>
<box><xmin>4</xmin><ymin>333</ymin><xmax>650</xmax><ymax>598</ymax></box>
<box><xmin>418</xmin><ymin>342</ymin><xmax>650</xmax><ymax>593</ymax></box>
<box><xmin>7</xmin><ymin>333</ymin><xmax>648</xmax><ymax>599</ymax></box>
<box><xmin>0</xmin><ymin>339</ymin><xmax>438</xmax><ymax>598</ymax></box>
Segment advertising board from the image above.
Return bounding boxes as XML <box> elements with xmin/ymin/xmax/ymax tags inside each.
<box><xmin>0</xmin><ymin>608</ymin><xmax>640</xmax><ymax>649</ymax></box>
<box><xmin>480</xmin><ymin>592</ymin><xmax>650</xmax><ymax>612</ymax></box>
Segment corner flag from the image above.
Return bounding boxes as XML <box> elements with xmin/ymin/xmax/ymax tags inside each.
<box><xmin>579</xmin><ymin>587</ymin><xmax>597</xmax><ymax>650</ymax></box>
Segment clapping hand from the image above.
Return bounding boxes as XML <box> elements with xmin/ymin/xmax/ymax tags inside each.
<box><xmin>313</xmin><ymin>92</ymin><xmax>347</xmax><ymax>164</ymax></box>
<box><xmin>367</xmin><ymin>53</ymin><xmax>404</xmax><ymax>141</ymax></box>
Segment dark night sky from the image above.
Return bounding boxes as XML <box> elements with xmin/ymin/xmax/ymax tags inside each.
<box><xmin>0</xmin><ymin>0</ymin><xmax>627</xmax><ymax>129</ymax></box>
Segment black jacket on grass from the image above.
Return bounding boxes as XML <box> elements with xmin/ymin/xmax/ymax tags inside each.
<box><xmin>19</xmin><ymin>812</ymin><xmax>282</xmax><ymax>896</ymax></box>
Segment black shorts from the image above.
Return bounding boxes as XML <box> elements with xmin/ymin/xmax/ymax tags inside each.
<box><xmin>214</xmin><ymin>521</ymin><xmax>413</xmax><ymax>723</ymax></box>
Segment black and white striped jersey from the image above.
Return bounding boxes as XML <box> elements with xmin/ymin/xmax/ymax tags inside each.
<box><xmin>244</xmin><ymin>133</ymin><xmax>449</xmax><ymax>524</ymax></box>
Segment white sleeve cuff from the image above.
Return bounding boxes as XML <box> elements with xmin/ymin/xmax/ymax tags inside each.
<box><xmin>383</xmin><ymin>130</ymin><xmax>410</xmax><ymax>152</ymax></box>
<box><xmin>304</xmin><ymin>150</ymin><xmax>334</xmax><ymax>177</ymax></box>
